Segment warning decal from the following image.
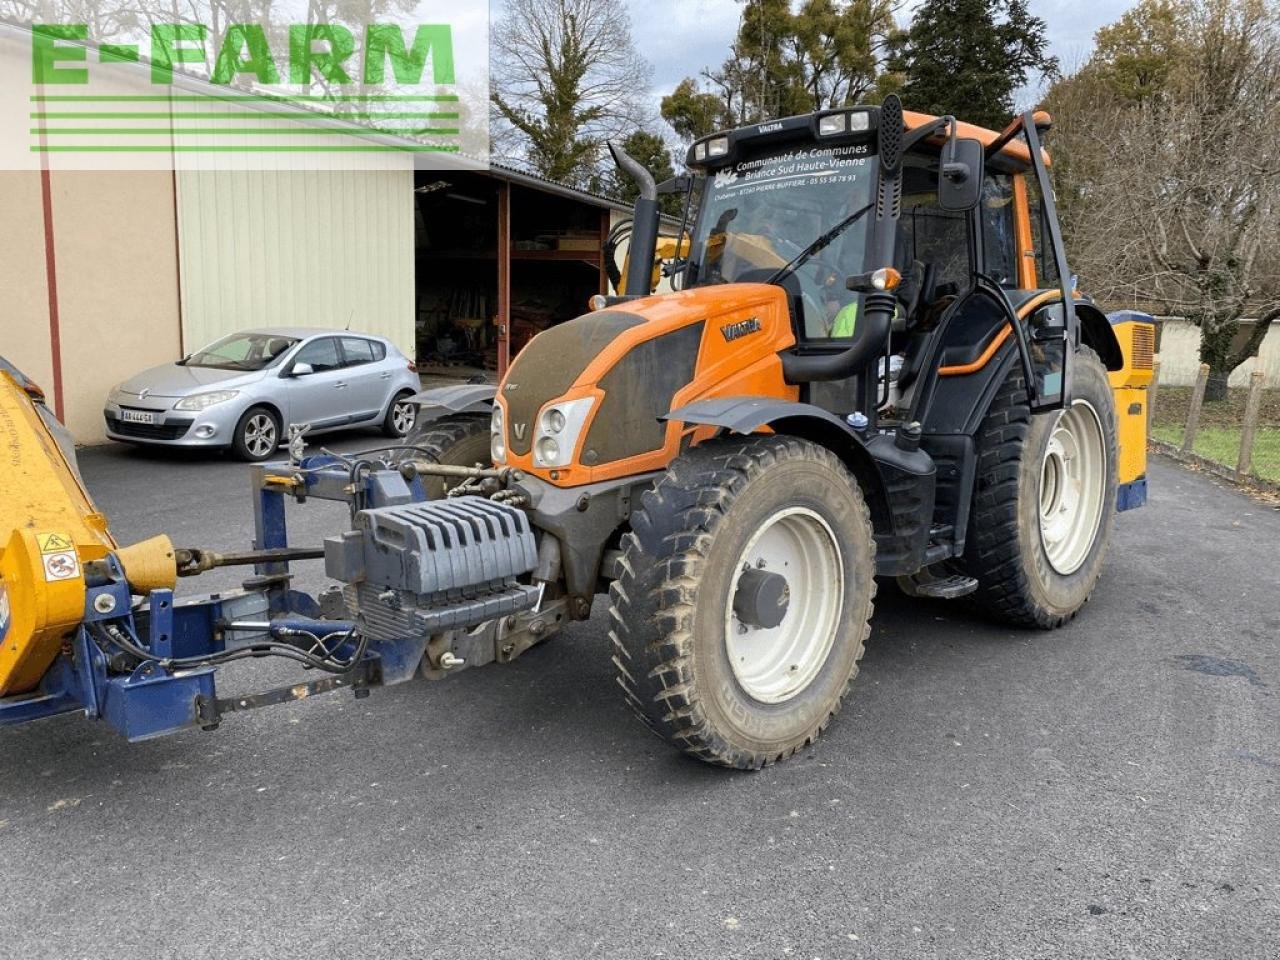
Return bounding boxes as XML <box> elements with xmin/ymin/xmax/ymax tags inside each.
<box><xmin>43</xmin><ymin>551</ymin><xmax>80</xmax><ymax>582</ymax></box>
<box><xmin>36</xmin><ymin>532</ymin><xmax>74</xmax><ymax>554</ymax></box>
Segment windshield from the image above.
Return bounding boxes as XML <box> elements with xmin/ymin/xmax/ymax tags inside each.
<box><xmin>186</xmin><ymin>332</ymin><xmax>299</xmax><ymax>371</ymax></box>
<box><xmin>686</xmin><ymin>142</ymin><xmax>877</xmax><ymax>339</ymax></box>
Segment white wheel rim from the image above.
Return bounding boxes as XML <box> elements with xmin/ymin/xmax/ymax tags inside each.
<box><xmin>1039</xmin><ymin>399</ymin><xmax>1106</xmax><ymax>575</ymax></box>
<box><xmin>393</xmin><ymin>400</ymin><xmax>415</xmax><ymax>434</ymax></box>
<box><xmin>245</xmin><ymin>414</ymin><xmax>276</xmax><ymax>457</ymax></box>
<box><xmin>724</xmin><ymin>507</ymin><xmax>844</xmax><ymax>704</ymax></box>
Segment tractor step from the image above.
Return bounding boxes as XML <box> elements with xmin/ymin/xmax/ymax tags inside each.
<box><xmin>911</xmin><ymin>574</ymin><xmax>979</xmax><ymax>600</ymax></box>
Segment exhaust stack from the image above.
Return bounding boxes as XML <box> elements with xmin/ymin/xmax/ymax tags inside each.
<box><xmin>607</xmin><ymin>141</ymin><xmax>659</xmax><ymax>297</ymax></box>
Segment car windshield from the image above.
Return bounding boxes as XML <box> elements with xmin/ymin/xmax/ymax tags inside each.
<box><xmin>686</xmin><ymin>141</ymin><xmax>877</xmax><ymax>339</ymax></box>
<box><xmin>186</xmin><ymin>333</ymin><xmax>299</xmax><ymax>371</ymax></box>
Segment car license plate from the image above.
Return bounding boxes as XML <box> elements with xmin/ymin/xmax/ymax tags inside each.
<box><xmin>120</xmin><ymin>409</ymin><xmax>155</xmax><ymax>424</ymax></box>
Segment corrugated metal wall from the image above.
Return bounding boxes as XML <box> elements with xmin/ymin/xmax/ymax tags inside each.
<box><xmin>175</xmin><ymin>164</ymin><xmax>415</xmax><ymax>359</ymax></box>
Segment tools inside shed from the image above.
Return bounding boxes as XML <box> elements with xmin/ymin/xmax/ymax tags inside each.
<box><xmin>412</xmin><ymin>171</ymin><xmax>612</xmax><ymax>374</ymax></box>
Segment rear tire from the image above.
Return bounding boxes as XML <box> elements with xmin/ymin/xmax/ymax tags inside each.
<box><xmin>609</xmin><ymin>436</ymin><xmax>876</xmax><ymax>769</ymax></box>
<box><xmin>958</xmin><ymin>347</ymin><xmax>1117</xmax><ymax>628</ymax></box>
<box><xmin>401</xmin><ymin>414</ymin><xmax>491</xmax><ymax>499</ymax></box>
<box><xmin>232</xmin><ymin>406</ymin><xmax>281</xmax><ymax>462</ymax></box>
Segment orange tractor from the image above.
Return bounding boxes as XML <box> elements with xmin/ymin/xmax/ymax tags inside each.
<box><xmin>406</xmin><ymin>96</ymin><xmax>1154</xmax><ymax>767</ymax></box>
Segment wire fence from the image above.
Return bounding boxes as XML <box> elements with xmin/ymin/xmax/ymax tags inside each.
<box><xmin>1149</xmin><ymin>361</ymin><xmax>1280</xmax><ymax>493</ymax></box>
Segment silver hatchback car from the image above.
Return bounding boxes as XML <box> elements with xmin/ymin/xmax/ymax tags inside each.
<box><xmin>104</xmin><ymin>328</ymin><xmax>421</xmax><ymax>461</ymax></box>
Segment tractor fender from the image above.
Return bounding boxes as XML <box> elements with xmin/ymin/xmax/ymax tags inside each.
<box><xmin>408</xmin><ymin>383</ymin><xmax>496</xmax><ymax>424</ymax></box>
<box><xmin>1077</xmin><ymin>300</ymin><xmax>1125</xmax><ymax>371</ymax></box>
<box><xmin>664</xmin><ymin>396</ymin><xmax>861</xmax><ymax>438</ymax></box>
<box><xmin>664</xmin><ymin>397</ymin><xmax>894</xmax><ymax>536</ymax></box>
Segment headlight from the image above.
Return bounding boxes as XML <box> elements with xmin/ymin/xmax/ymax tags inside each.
<box><xmin>532</xmin><ymin>397</ymin><xmax>595</xmax><ymax>468</ymax></box>
<box><xmin>818</xmin><ymin>113</ymin><xmax>847</xmax><ymax>136</ymax></box>
<box><xmin>174</xmin><ymin>390</ymin><xmax>239</xmax><ymax>411</ymax></box>
<box><xmin>542</xmin><ymin>408</ymin><xmax>566</xmax><ymax>434</ymax></box>
<box><xmin>490</xmin><ymin>404</ymin><xmax>506</xmax><ymax>463</ymax></box>
<box><xmin>706</xmin><ymin>136</ymin><xmax>729</xmax><ymax>158</ymax></box>
<box><xmin>537</xmin><ymin>436</ymin><xmax>560</xmax><ymax>463</ymax></box>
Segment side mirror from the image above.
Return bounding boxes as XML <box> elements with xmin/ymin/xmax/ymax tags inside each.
<box><xmin>288</xmin><ymin>362</ymin><xmax>314</xmax><ymax>377</ymax></box>
<box><xmin>937</xmin><ymin>137</ymin><xmax>983</xmax><ymax>212</ymax></box>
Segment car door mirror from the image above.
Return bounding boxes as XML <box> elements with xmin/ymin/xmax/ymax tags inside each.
<box><xmin>289</xmin><ymin>362</ymin><xmax>314</xmax><ymax>377</ymax></box>
<box><xmin>937</xmin><ymin>137</ymin><xmax>984</xmax><ymax>213</ymax></box>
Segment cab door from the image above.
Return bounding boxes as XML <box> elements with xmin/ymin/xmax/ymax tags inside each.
<box><xmin>1017</xmin><ymin>115</ymin><xmax>1075</xmax><ymax>412</ymax></box>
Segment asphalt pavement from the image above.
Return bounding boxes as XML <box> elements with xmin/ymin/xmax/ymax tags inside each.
<box><xmin>1</xmin><ymin>437</ymin><xmax>1277</xmax><ymax>959</ymax></box>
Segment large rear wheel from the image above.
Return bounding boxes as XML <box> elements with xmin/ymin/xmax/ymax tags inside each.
<box><xmin>609</xmin><ymin>436</ymin><xmax>876</xmax><ymax>769</ymax></box>
<box><xmin>958</xmin><ymin>347</ymin><xmax>1117</xmax><ymax>627</ymax></box>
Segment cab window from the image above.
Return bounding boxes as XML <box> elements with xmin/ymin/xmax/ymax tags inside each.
<box><xmin>980</xmin><ymin>175</ymin><xmax>1018</xmax><ymax>287</ymax></box>
<box><xmin>1023</xmin><ymin>174</ymin><xmax>1061</xmax><ymax>288</ymax></box>
<box><xmin>897</xmin><ymin>158</ymin><xmax>970</xmax><ymax>291</ymax></box>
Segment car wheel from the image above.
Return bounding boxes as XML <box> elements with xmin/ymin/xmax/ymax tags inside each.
<box><xmin>232</xmin><ymin>406</ymin><xmax>281</xmax><ymax>462</ymax></box>
<box><xmin>383</xmin><ymin>391</ymin><xmax>417</xmax><ymax>438</ymax></box>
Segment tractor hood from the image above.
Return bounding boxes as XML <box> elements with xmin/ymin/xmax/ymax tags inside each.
<box><xmin>496</xmin><ymin>283</ymin><xmax>799</xmax><ymax>486</ymax></box>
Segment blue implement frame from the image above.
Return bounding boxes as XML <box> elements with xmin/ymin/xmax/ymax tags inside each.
<box><xmin>0</xmin><ymin>456</ymin><xmax>429</xmax><ymax>741</ymax></box>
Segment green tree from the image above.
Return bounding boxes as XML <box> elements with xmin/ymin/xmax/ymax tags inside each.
<box><xmin>1090</xmin><ymin>0</ymin><xmax>1188</xmax><ymax>102</ymax></box>
<box><xmin>660</xmin><ymin>0</ymin><xmax>896</xmax><ymax>151</ymax></box>
<box><xmin>661</xmin><ymin>77</ymin><xmax>728</xmax><ymax>142</ymax></box>
<box><xmin>897</xmin><ymin>0</ymin><xmax>1057</xmax><ymax>129</ymax></box>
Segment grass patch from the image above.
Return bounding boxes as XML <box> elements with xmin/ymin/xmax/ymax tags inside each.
<box><xmin>1151</xmin><ymin>424</ymin><xmax>1280</xmax><ymax>483</ymax></box>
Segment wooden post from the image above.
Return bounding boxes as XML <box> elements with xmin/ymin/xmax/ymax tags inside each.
<box><xmin>1182</xmin><ymin>362</ymin><xmax>1210</xmax><ymax>454</ymax></box>
<box><xmin>1236</xmin><ymin>369</ymin><xmax>1266</xmax><ymax>480</ymax></box>
<box><xmin>1147</xmin><ymin>357</ymin><xmax>1161</xmax><ymax>432</ymax></box>
<box><xmin>495</xmin><ymin>180</ymin><xmax>511</xmax><ymax>378</ymax></box>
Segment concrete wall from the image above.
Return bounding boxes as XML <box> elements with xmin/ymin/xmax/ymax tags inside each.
<box><xmin>1155</xmin><ymin>318</ymin><xmax>1280</xmax><ymax>388</ymax></box>
<box><xmin>0</xmin><ymin>171</ymin><xmax>182</xmax><ymax>442</ymax></box>
<box><xmin>0</xmin><ymin>172</ymin><xmax>54</xmax><ymax>392</ymax></box>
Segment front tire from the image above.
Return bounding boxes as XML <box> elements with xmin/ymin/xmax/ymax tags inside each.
<box><xmin>958</xmin><ymin>347</ymin><xmax>1118</xmax><ymax>627</ymax></box>
<box><xmin>609</xmin><ymin>436</ymin><xmax>877</xmax><ymax>769</ymax></box>
<box><xmin>232</xmin><ymin>406</ymin><xmax>281</xmax><ymax>462</ymax></box>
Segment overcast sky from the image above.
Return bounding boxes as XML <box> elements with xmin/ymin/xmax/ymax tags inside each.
<box><xmin>628</xmin><ymin>0</ymin><xmax>1139</xmax><ymax>113</ymax></box>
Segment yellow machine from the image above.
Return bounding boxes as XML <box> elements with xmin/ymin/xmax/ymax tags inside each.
<box><xmin>0</xmin><ymin>362</ymin><xmax>175</xmax><ymax>696</ymax></box>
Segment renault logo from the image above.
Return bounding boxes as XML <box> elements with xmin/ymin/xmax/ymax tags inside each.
<box><xmin>139</xmin><ymin>388</ymin><xmax>150</xmax><ymax>400</ymax></box>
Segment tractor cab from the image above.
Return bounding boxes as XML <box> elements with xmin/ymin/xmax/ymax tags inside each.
<box><xmin>669</xmin><ymin>99</ymin><xmax>1078</xmax><ymax>432</ymax></box>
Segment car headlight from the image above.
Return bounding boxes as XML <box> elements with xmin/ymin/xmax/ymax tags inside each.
<box><xmin>491</xmin><ymin>403</ymin><xmax>506</xmax><ymax>463</ymax></box>
<box><xmin>174</xmin><ymin>390</ymin><xmax>239</xmax><ymax>411</ymax></box>
<box><xmin>532</xmin><ymin>397</ymin><xmax>595</xmax><ymax>468</ymax></box>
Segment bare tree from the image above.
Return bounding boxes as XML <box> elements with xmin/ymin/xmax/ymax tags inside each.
<box><xmin>1046</xmin><ymin>0</ymin><xmax>1280</xmax><ymax>399</ymax></box>
<box><xmin>490</xmin><ymin>0</ymin><xmax>651</xmax><ymax>186</ymax></box>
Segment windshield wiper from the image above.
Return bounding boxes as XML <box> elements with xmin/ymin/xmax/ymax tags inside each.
<box><xmin>767</xmin><ymin>201</ymin><xmax>876</xmax><ymax>286</ymax></box>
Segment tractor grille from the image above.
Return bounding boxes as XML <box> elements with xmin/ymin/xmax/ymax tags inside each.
<box><xmin>1131</xmin><ymin>325</ymin><xmax>1155</xmax><ymax>370</ymax></box>
<box><xmin>105</xmin><ymin>414</ymin><xmax>193</xmax><ymax>440</ymax></box>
